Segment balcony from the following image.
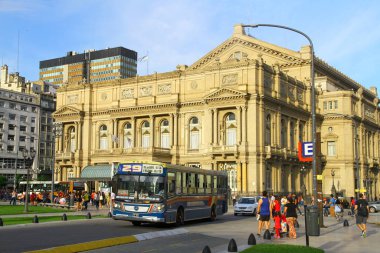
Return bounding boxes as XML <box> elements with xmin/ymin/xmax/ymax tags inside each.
<box><xmin>264</xmin><ymin>146</ymin><xmax>297</xmax><ymax>161</ymax></box>
<box><xmin>55</xmin><ymin>151</ymin><xmax>75</xmax><ymax>162</ymax></box>
<box><xmin>209</xmin><ymin>144</ymin><xmax>239</xmax><ymax>158</ymax></box>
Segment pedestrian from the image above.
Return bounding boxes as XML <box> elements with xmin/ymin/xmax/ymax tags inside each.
<box><xmin>284</xmin><ymin>197</ymin><xmax>298</xmax><ymax>239</ymax></box>
<box><xmin>76</xmin><ymin>192</ymin><xmax>82</xmax><ymax>211</ymax></box>
<box><xmin>111</xmin><ymin>191</ymin><xmax>115</xmax><ymax>205</ymax></box>
<box><xmin>335</xmin><ymin>196</ymin><xmax>344</xmax><ymax>221</ymax></box>
<box><xmin>350</xmin><ymin>196</ymin><xmax>356</xmax><ymax>217</ymax></box>
<box><xmin>256</xmin><ymin>190</ymin><xmax>272</xmax><ymax>237</ymax></box>
<box><xmin>354</xmin><ymin>193</ymin><xmax>369</xmax><ymax>238</ymax></box>
<box><xmin>83</xmin><ymin>191</ymin><xmax>89</xmax><ymax>210</ymax></box>
<box><xmin>10</xmin><ymin>190</ymin><xmax>17</xmax><ymax>205</ymax></box>
<box><xmin>94</xmin><ymin>191</ymin><xmax>100</xmax><ymax>210</ymax></box>
<box><xmin>273</xmin><ymin>211</ymin><xmax>282</xmax><ymax>239</ymax></box>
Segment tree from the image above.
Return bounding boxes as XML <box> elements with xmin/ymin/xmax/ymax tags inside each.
<box><xmin>0</xmin><ymin>175</ymin><xmax>7</xmax><ymax>189</ymax></box>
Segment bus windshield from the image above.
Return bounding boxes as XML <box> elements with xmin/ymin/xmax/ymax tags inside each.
<box><xmin>116</xmin><ymin>175</ymin><xmax>165</xmax><ymax>203</ymax></box>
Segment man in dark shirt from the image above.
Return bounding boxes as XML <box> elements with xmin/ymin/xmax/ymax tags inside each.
<box><xmin>354</xmin><ymin>193</ymin><xmax>369</xmax><ymax>238</ymax></box>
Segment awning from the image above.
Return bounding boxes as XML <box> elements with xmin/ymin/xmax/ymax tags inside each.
<box><xmin>69</xmin><ymin>164</ymin><xmax>113</xmax><ymax>182</ymax></box>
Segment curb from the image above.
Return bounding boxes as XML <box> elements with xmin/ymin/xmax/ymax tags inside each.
<box><xmin>24</xmin><ymin>228</ymin><xmax>188</xmax><ymax>253</ymax></box>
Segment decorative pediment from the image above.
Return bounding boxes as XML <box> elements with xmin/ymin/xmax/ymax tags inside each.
<box><xmin>322</xmin><ymin>132</ymin><xmax>339</xmax><ymax>140</ymax></box>
<box><xmin>53</xmin><ymin>106</ymin><xmax>83</xmax><ymax>118</ymax></box>
<box><xmin>204</xmin><ymin>88</ymin><xmax>248</xmax><ymax>102</ymax></box>
<box><xmin>188</xmin><ymin>33</ymin><xmax>305</xmax><ymax>71</ymax></box>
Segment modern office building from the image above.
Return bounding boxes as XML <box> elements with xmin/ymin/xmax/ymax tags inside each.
<box><xmin>39</xmin><ymin>47</ymin><xmax>138</xmax><ymax>86</ymax></box>
<box><xmin>53</xmin><ymin>24</ymin><xmax>379</xmax><ymax>200</ymax></box>
<box><xmin>0</xmin><ymin>88</ymin><xmax>40</xmax><ymax>187</ymax></box>
<box><xmin>0</xmin><ymin>67</ymin><xmax>56</xmax><ymax>188</ymax></box>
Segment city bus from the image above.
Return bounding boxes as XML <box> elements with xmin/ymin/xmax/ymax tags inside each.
<box><xmin>112</xmin><ymin>162</ymin><xmax>228</xmax><ymax>226</ymax></box>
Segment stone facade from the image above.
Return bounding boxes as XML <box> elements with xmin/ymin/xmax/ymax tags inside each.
<box><xmin>53</xmin><ymin>24</ymin><xmax>380</xmax><ymax>200</ymax></box>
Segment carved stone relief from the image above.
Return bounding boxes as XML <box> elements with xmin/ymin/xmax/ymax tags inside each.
<box><xmin>122</xmin><ymin>88</ymin><xmax>134</xmax><ymax>99</ymax></box>
<box><xmin>191</xmin><ymin>81</ymin><xmax>198</xmax><ymax>89</ymax></box>
<box><xmin>364</xmin><ymin>106</ymin><xmax>375</xmax><ymax>119</ymax></box>
<box><xmin>158</xmin><ymin>84</ymin><xmax>171</xmax><ymax>95</ymax></box>
<box><xmin>288</xmin><ymin>86</ymin><xmax>295</xmax><ymax>101</ymax></box>
<box><xmin>67</xmin><ymin>94</ymin><xmax>78</xmax><ymax>104</ymax></box>
<box><xmin>222</xmin><ymin>74</ymin><xmax>238</xmax><ymax>86</ymax></box>
<box><xmin>297</xmin><ymin>90</ymin><xmax>304</xmax><ymax>103</ymax></box>
<box><xmin>140</xmin><ymin>86</ymin><xmax>152</xmax><ymax>97</ymax></box>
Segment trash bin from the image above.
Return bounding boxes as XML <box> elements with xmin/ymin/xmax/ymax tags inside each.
<box><xmin>306</xmin><ymin>206</ymin><xmax>320</xmax><ymax>236</ymax></box>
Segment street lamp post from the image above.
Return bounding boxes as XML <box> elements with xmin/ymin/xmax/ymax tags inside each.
<box><xmin>242</xmin><ymin>24</ymin><xmax>317</xmax><ymax>206</ymax></box>
<box><xmin>23</xmin><ymin>148</ymin><xmax>36</xmax><ymax>213</ymax></box>
<box><xmin>300</xmin><ymin>166</ymin><xmax>307</xmax><ymax>198</ymax></box>
<box><xmin>51</xmin><ymin>122</ymin><xmax>63</xmax><ymax>203</ymax></box>
<box><xmin>331</xmin><ymin>169</ymin><xmax>336</xmax><ymax>196</ymax></box>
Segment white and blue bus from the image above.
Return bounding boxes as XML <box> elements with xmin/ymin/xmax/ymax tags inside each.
<box><xmin>112</xmin><ymin>162</ymin><xmax>228</xmax><ymax>226</ymax></box>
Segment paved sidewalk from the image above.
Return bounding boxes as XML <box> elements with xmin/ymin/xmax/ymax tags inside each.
<box><xmin>207</xmin><ymin>211</ymin><xmax>380</xmax><ymax>253</ymax></box>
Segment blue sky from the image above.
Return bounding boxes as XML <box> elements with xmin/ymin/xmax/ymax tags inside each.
<box><xmin>1</xmin><ymin>0</ymin><xmax>380</xmax><ymax>91</ymax></box>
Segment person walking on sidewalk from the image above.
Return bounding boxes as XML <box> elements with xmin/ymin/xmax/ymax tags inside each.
<box><xmin>355</xmin><ymin>193</ymin><xmax>369</xmax><ymax>238</ymax></box>
<box><xmin>257</xmin><ymin>190</ymin><xmax>272</xmax><ymax>237</ymax></box>
<box><xmin>10</xmin><ymin>190</ymin><xmax>17</xmax><ymax>205</ymax></box>
<box><xmin>284</xmin><ymin>197</ymin><xmax>298</xmax><ymax>239</ymax></box>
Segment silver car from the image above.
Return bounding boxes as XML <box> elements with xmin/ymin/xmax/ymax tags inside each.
<box><xmin>369</xmin><ymin>201</ymin><xmax>380</xmax><ymax>213</ymax></box>
<box><xmin>234</xmin><ymin>196</ymin><xmax>260</xmax><ymax>216</ymax></box>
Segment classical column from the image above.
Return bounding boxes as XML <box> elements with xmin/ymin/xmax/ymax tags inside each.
<box><xmin>78</xmin><ymin>121</ymin><xmax>82</xmax><ymax>150</ymax></box>
<box><xmin>74</xmin><ymin>122</ymin><xmax>79</xmax><ymax>152</ymax></box>
<box><xmin>237</xmin><ymin>106</ymin><xmax>242</xmax><ymax>144</ymax></box>
<box><xmin>242</xmin><ymin>161</ymin><xmax>247</xmax><ymax>193</ymax></box>
<box><xmin>277</xmin><ymin>111</ymin><xmax>281</xmax><ymax>146</ymax></box>
<box><xmin>213</xmin><ymin>109</ymin><xmax>218</xmax><ymax>146</ymax></box>
<box><xmin>237</xmin><ymin>161</ymin><xmax>242</xmax><ymax>192</ymax></box>
<box><xmin>150</xmin><ymin>116</ymin><xmax>155</xmax><ymax>148</ymax></box>
<box><xmin>242</xmin><ymin>106</ymin><xmax>247</xmax><ymax>145</ymax></box>
<box><xmin>111</xmin><ymin>119</ymin><xmax>116</xmax><ymax>149</ymax></box>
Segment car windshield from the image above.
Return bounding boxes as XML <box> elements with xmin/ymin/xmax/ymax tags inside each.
<box><xmin>238</xmin><ymin>198</ymin><xmax>255</xmax><ymax>204</ymax></box>
<box><xmin>115</xmin><ymin>175</ymin><xmax>165</xmax><ymax>203</ymax></box>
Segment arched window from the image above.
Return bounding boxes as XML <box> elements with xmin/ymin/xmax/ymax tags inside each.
<box><xmin>160</xmin><ymin>119</ymin><xmax>170</xmax><ymax>148</ymax></box>
<box><xmin>99</xmin><ymin>125</ymin><xmax>108</xmax><ymax>150</ymax></box>
<box><xmin>141</xmin><ymin>121</ymin><xmax>150</xmax><ymax>148</ymax></box>
<box><xmin>68</xmin><ymin>127</ymin><xmax>76</xmax><ymax>153</ymax></box>
<box><xmin>290</xmin><ymin>122</ymin><xmax>295</xmax><ymax>150</ymax></box>
<box><xmin>123</xmin><ymin>122</ymin><xmax>133</xmax><ymax>149</ymax></box>
<box><xmin>189</xmin><ymin>117</ymin><xmax>199</xmax><ymax>150</ymax></box>
<box><xmin>265</xmin><ymin>114</ymin><xmax>271</xmax><ymax>146</ymax></box>
<box><xmin>281</xmin><ymin>119</ymin><xmax>287</xmax><ymax>148</ymax></box>
<box><xmin>225</xmin><ymin>113</ymin><xmax>236</xmax><ymax>146</ymax></box>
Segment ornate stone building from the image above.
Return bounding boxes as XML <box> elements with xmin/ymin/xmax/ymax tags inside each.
<box><xmin>53</xmin><ymin>24</ymin><xmax>379</xmax><ymax>199</ymax></box>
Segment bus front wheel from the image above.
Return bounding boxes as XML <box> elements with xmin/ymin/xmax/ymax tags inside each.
<box><xmin>176</xmin><ymin>208</ymin><xmax>184</xmax><ymax>226</ymax></box>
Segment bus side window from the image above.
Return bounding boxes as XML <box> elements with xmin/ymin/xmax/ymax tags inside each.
<box><xmin>189</xmin><ymin>173</ymin><xmax>196</xmax><ymax>194</ymax></box>
<box><xmin>168</xmin><ymin>172</ymin><xmax>176</xmax><ymax>197</ymax></box>
<box><xmin>198</xmin><ymin>174</ymin><xmax>205</xmax><ymax>194</ymax></box>
<box><xmin>213</xmin><ymin>176</ymin><xmax>217</xmax><ymax>195</ymax></box>
<box><xmin>182</xmin><ymin>172</ymin><xmax>187</xmax><ymax>194</ymax></box>
<box><xmin>206</xmin><ymin>175</ymin><xmax>211</xmax><ymax>194</ymax></box>
<box><xmin>176</xmin><ymin>172</ymin><xmax>182</xmax><ymax>194</ymax></box>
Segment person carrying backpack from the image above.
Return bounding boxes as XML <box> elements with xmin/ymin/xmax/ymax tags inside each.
<box><xmin>355</xmin><ymin>193</ymin><xmax>369</xmax><ymax>238</ymax></box>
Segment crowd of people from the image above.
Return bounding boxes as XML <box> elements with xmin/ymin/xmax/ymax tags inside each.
<box><xmin>256</xmin><ymin>191</ymin><xmax>304</xmax><ymax>239</ymax></box>
<box><xmin>254</xmin><ymin>191</ymin><xmax>371</xmax><ymax>240</ymax></box>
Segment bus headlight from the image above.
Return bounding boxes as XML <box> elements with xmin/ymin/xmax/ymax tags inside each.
<box><xmin>151</xmin><ymin>204</ymin><xmax>165</xmax><ymax>212</ymax></box>
<box><xmin>114</xmin><ymin>203</ymin><xmax>121</xmax><ymax>209</ymax></box>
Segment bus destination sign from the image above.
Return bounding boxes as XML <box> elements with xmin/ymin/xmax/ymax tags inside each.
<box><xmin>142</xmin><ymin>164</ymin><xmax>163</xmax><ymax>174</ymax></box>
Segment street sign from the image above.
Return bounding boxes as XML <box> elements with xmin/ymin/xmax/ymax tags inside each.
<box><xmin>317</xmin><ymin>175</ymin><xmax>323</xmax><ymax>180</ymax></box>
<box><xmin>298</xmin><ymin>142</ymin><xmax>313</xmax><ymax>162</ymax></box>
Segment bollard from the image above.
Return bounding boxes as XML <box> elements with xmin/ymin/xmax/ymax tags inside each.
<box><xmin>343</xmin><ymin>219</ymin><xmax>349</xmax><ymax>227</ymax></box>
<box><xmin>227</xmin><ymin>238</ymin><xmax>238</xmax><ymax>252</ymax></box>
<box><xmin>248</xmin><ymin>233</ymin><xmax>256</xmax><ymax>245</ymax></box>
<box><xmin>108</xmin><ymin>211</ymin><xmax>112</xmax><ymax>218</ymax></box>
<box><xmin>202</xmin><ymin>245</ymin><xmax>212</xmax><ymax>253</ymax></box>
<box><xmin>295</xmin><ymin>220</ymin><xmax>300</xmax><ymax>228</ymax></box>
<box><xmin>263</xmin><ymin>229</ymin><xmax>271</xmax><ymax>240</ymax></box>
<box><xmin>0</xmin><ymin>217</ymin><xmax>3</xmax><ymax>226</ymax></box>
<box><xmin>33</xmin><ymin>215</ymin><xmax>39</xmax><ymax>223</ymax></box>
<box><xmin>86</xmin><ymin>212</ymin><xmax>92</xmax><ymax>219</ymax></box>
<box><xmin>62</xmin><ymin>213</ymin><xmax>67</xmax><ymax>221</ymax></box>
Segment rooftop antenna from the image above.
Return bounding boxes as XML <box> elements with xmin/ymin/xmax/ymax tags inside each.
<box><xmin>17</xmin><ymin>30</ymin><xmax>20</xmax><ymax>72</ymax></box>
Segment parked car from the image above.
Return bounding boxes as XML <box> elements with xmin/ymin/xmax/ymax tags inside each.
<box><xmin>369</xmin><ymin>201</ymin><xmax>380</xmax><ymax>213</ymax></box>
<box><xmin>234</xmin><ymin>196</ymin><xmax>260</xmax><ymax>216</ymax></box>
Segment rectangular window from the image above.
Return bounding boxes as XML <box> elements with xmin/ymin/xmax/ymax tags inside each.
<box><xmin>198</xmin><ymin>174</ymin><xmax>205</xmax><ymax>194</ymax></box>
<box><xmin>327</xmin><ymin>141</ymin><xmax>336</xmax><ymax>156</ymax></box>
<box><xmin>9</xmin><ymin>103</ymin><xmax>16</xmax><ymax>109</ymax></box>
<box><xmin>19</xmin><ymin>136</ymin><xmax>26</xmax><ymax>142</ymax></box>
<box><xmin>182</xmin><ymin>172</ymin><xmax>187</xmax><ymax>194</ymax></box>
<box><xmin>31</xmin><ymin>117</ymin><xmax>36</xmax><ymax>123</ymax></box>
<box><xmin>8</xmin><ymin>124</ymin><xmax>15</xmax><ymax>130</ymax></box>
<box><xmin>323</xmin><ymin>101</ymin><xmax>327</xmax><ymax>110</ymax></box>
<box><xmin>176</xmin><ymin>172</ymin><xmax>182</xmax><ymax>194</ymax></box>
<box><xmin>20</xmin><ymin>105</ymin><xmax>27</xmax><ymax>111</ymax></box>
<box><xmin>20</xmin><ymin>116</ymin><xmax>27</xmax><ymax>122</ymax></box>
<box><xmin>334</xmin><ymin>100</ymin><xmax>338</xmax><ymax>109</ymax></box>
<box><xmin>190</xmin><ymin>131</ymin><xmax>199</xmax><ymax>150</ymax></box>
<box><xmin>9</xmin><ymin>114</ymin><xmax>16</xmax><ymax>120</ymax></box>
<box><xmin>8</xmin><ymin>135</ymin><xmax>15</xmax><ymax>141</ymax></box>
<box><xmin>20</xmin><ymin>126</ymin><xmax>26</xmax><ymax>131</ymax></box>
<box><xmin>7</xmin><ymin>145</ymin><xmax>14</xmax><ymax>152</ymax></box>
<box><xmin>31</xmin><ymin>127</ymin><xmax>35</xmax><ymax>133</ymax></box>
<box><xmin>328</xmin><ymin>101</ymin><xmax>333</xmax><ymax>109</ymax></box>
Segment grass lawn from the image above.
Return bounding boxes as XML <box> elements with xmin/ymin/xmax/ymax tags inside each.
<box><xmin>240</xmin><ymin>244</ymin><xmax>324</xmax><ymax>253</ymax></box>
<box><xmin>0</xmin><ymin>205</ymin><xmax>75</xmax><ymax>215</ymax></box>
<box><xmin>1</xmin><ymin>215</ymin><xmax>107</xmax><ymax>226</ymax></box>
